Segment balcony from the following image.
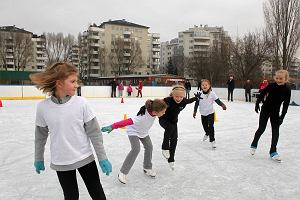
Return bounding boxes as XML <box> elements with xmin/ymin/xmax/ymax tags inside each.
<box><xmin>6</xmin><ymin>49</ymin><xmax>13</xmax><ymax>53</ymax></box>
<box><xmin>124</xmin><ymin>53</ymin><xmax>130</xmax><ymax>57</ymax></box>
<box><xmin>123</xmin><ymin>31</ymin><xmax>132</xmax><ymax>35</ymax></box>
<box><xmin>88</xmin><ymin>35</ymin><xmax>100</xmax><ymax>40</ymax></box>
<box><xmin>152</xmin><ymin>54</ymin><xmax>160</xmax><ymax>58</ymax></box>
<box><xmin>152</xmin><ymin>40</ymin><xmax>160</xmax><ymax>45</ymax></box>
<box><xmin>6</xmin><ymin>55</ymin><xmax>13</xmax><ymax>59</ymax></box>
<box><xmin>152</xmin><ymin>33</ymin><xmax>160</xmax><ymax>38</ymax></box>
<box><xmin>152</xmin><ymin>48</ymin><xmax>160</xmax><ymax>52</ymax></box>
<box><xmin>124</xmin><ymin>45</ymin><xmax>131</xmax><ymax>49</ymax></box>
<box><xmin>193</xmin><ymin>42</ymin><xmax>210</xmax><ymax>46</ymax></box>
<box><xmin>123</xmin><ymin>38</ymin><xmax>131</xmax><ymax>42</ymax></box>
<box><xmin>6</xmin><ymin>61</ymin><xmax>14</xmax><ymax>65</ymax></box>
<box><xmin>91</xmin><ymin>58</ymin><xmax>100</xmax><ymax>62</ymax></box>
<box><xmin>90</xmin><ymin>43</ymin><xmax>100</xmax><ymax>47</ymax></box>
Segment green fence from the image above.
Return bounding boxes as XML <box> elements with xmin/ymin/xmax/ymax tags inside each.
<box><xmin>0</xmin><ymin>71</ymin><xmax>35</xmax><ymax>85</ymax></box>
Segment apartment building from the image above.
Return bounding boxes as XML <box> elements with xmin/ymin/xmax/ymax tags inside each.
<box><xmin>0</xmin><ymin>26</ymin><xmax>46</xmax><ymax>71</ymax></box>
<box><xmin>161</xmin><ymin>25</ymin><xmax>228</xmax><ymax>77</ymax></box>
<box><xmin>76</xmin><ymin>19</ymin><xmax>160</xmax><ymax>78</ymax></box>
<box><xmin>148</xmin><ymin>33</ymin><xmax>161</xmax><ymax>74</ymax></box>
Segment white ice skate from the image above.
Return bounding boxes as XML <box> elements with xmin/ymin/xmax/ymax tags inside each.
<box><xmin>211</xmin><ymin>141</ymin><xmax>216</xmax><ymax>149</ymax></box>
<box><xmin>270</xmin><ymin>152</ymin><xmax>281</xmax><ymax>163</ymax></box>
<box><xmin>250</xmin><ymin>146</ymin><xmax>256</xmax><ymax>155</ymax></box>
<box><xmin>169</xmin><ymin>162</ymin><xmax>175</xmax><ymax>171</ymax></box>
<box><xmin>162</xmin><ymin>150</ymin><xmax>170</xmax><ymax>159</ymax></box>
<box><xmin>203</xmin><ymin>134</ymin><xmax>208</xmax><ymax>141</ymax></box>
<box><xmin>118</xmin><ymin>172</ymin><xmax>127</xmax><ymax>184</ymax></box>
<box><xmin>143</xmin><ymin>168</ymin><xmax>156</xmax><ymax>178</ymax></box>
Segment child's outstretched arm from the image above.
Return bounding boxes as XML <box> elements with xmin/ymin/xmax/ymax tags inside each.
<box><xmin>193</xmin><ymin>100</ymin><xmax>199</xmax><ymax>118</ymax></box>
<box><xmin>34</xmin><ymin>125</ymin><xmax>49</xmax><ymax>174</ymax></box>
<box><xmin>215</xmin><ymin>99</ymin><xmax>226</xmax><ymax>110</ymax></box>
<box><xmin>84</xmin><ymin>117</ymin><xmax>112</xmax><ymax>176</ymax></box>
<box><xmin>101</xmin><ymin>118</ymin><xmax>134</xmax><ymax>133</ymax></box>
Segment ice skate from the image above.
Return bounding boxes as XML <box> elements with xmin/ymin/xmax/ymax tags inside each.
<box><xmin>202</xmin><ymin>134</ymin><xmax>208</xmax><ymax>141</ymax></box>
<box><xmin>169</xmin><ymin>162</ymin><xmax>175</xmax><ymax>171</ymax></box>
<box><xmin>211</xmin><ymin>141</ymin><xmax>216</xmax><ymax>149</ymax></box>
<box><xmin>118</xmin><ymin>172</ymin><xmax>127</xmax><ymax>184</ymax></box>
<box><xmin>270</xmin><ymin>152</ymin><xmax>281</xmax><ymax>163</ymax></box>
<box><xmin>250</xmin><ymin>146</ymin><xmax>256</xmax><ymax>155</ymax></box>
<box><xmin>143</xmin><ymin>168</ymin><xmax>156</xmax><ymax>178</ymax></box>
<box><xmin>162</xmin><ymin>150</ymin><xmax>170</xmax><ymax>159</ymax></box>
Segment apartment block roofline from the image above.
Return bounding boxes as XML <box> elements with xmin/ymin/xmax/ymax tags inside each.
<box><xmin>99</xmin><ymin>19</ymin><xmax>149</xmax><ymax>29</ymax></box>
<box><xmin>0</xmin><ymin>25</ymin><xmax>33</xmax><ymax>35</ymax></box>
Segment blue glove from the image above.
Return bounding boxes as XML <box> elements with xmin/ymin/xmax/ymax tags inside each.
<box><xmin>99</xmin><ymin>159</ymin><xmax>112</xmax><ymax>176</ymax></box>
<box><xmin>34</xmin><ymin>161</ymin><xmax>45</xmax><ymax>174</ymax></box>
<box><xmin>101</xmin><ymin>125</ymin><xmax>113</xmax><ymax>133</ymax></box>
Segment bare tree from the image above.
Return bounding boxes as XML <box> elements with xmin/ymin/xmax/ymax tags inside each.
<box><xmin>264</xmin><ymin>0</ymin><xmax>300</xmax><ymax>69</ymax></box>
<box><xmin>98</xmin><ymin>47</ymin><xmax>107</xmax><ymax>76</ymax></box>
<box><xmin>44</xmin><ymin>32</ymin><xmax>75</xmax><ymax>65</ymax></box>
<box><xmin>230</xmin><ymin>32</ymin><xmax>271</xmax><ymax>82</ymax></box>
<box><xmin>0</xmin><ymin>33</ymin><xmax>7</xmax><ymax>70</ymax></box>
<box><xmin>109</xmin><ymin>38</ymin><xmax>143</xmax><ymax>75</ymax></box>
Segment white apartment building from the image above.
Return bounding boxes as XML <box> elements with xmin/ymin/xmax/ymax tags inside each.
<box><xmin>31</xmin><ymin>34</ymin><xmax>46</xmax><ymax>71</ymax></box>
<box><xmin>76</xmin><ymin>19</ymin><xmax>160</xmax><ymax>78</ymax></box>
<box><xmin>160</xmin><ymin>38</ymin><xmax>179</xmax><ymax>72</ymax></box>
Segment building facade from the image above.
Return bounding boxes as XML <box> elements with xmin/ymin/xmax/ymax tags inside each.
<box><xmin>0</xmin><ymin>26</ymin><xmax>46</xmax><ymax>71</ymax></box>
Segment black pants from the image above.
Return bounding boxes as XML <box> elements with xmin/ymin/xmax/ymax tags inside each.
<box><xmin>186</xmin><ymin>90</ymin><xmax>190</xmax><ymax>99</ymax></box>
<box><xmin>228</xmin><ymin>89</ymin><xmax>233</xmax><ymax>101</ymax></box>
<box><xmin>159</xmin><ymin>118</ymin><xmax>178</xmax><ymax>163</ymax></box>
<box><xmin>56</xmin><ymin>161</ymin><xmax>106</xmax><ymax>200</ymax></box>
<box><xmin>201</xmin><ymin>113</ymin><xmax>215</xmax><ymax>142</ymax></box>
<box><xmin>245</xmin><ymin>90</ymin><xmax>251</xmax><ymax>102</ymax></box>
<box><xmin>111</xmin><ymin>89</ymin><xmax>116</xmax><ymax>97</ymax></box>
<box><xmin>251</xmin><ymin>107</ymin><xmax>280</xmax><ymax>154</ymax></box>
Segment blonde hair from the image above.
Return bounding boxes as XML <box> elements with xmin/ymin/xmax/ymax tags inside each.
<box><xmin>170</xmin><ymin>84</ymin><xmax>185</xmax><ymax>96</ymax></box>
<box><xmin>145</xmin><ymin>99</ymin><xmax>167</xmax><ymax>112</ymax></box>
<box><xmin>30</xmin><ymin>62</ymin><xmax>78</xmax><ymax>95</ymax></box>
<box><xmin>275</xmin><ymin>69</ymin><xmax>289</xmax><ymax>82</ymax></box>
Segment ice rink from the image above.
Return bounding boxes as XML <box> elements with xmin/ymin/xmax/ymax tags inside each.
<box><xmin>0</xmin><ymin>97</ymin><xmax>300</xmax><ymax>200</ymax></box>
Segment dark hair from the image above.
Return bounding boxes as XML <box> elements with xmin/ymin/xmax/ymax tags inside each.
<box><xmin>29</xmin><ymin>62</ymin><xmax>78</xmax><ymax>95</ymax></box>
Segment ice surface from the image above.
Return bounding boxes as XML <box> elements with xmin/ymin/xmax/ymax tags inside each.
<box><xmin>0</xmin><ymin>98</ymin><xmax>299</xmax><ymax>200</ymax></box>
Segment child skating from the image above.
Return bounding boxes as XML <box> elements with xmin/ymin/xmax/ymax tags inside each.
<box><xmin>250</xmin><ymin>69</ymin><xmax>291</xmax><ymax>162</ymax></box>
<box><xmin>31</xmin><ymin>62</ymin><xmax>112</xmax><ymax>200</ymax></box>
<box><xmin>193</xmin><ymin>79</ymin><xmax>226</xmax><ymax>149</ymax></box>
<box><xmin>159</xmin><ymin>85</ymin><xmax>199</xmax><ymax>170</ymax></box>
<box><xmin>101</xmin><ymin>99</ymin><xmax>167</xmax><ymax>184</ymax></box>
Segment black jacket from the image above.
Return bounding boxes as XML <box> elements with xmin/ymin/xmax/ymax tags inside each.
<box><xmin>227</xmin><ymin>79</ymin><xmax>235</xmax><ymax>90</ymax></box>
<box><xmin>159</xmin><ymin>96</ymin><xmax>196</xmax><ymax>123</ymax></box>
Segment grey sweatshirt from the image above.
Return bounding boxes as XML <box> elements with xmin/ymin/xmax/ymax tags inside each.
<box><xmin>34</xmin><ymin>95</ymin><xmax>107</xmax><ymax>171</ymax></box>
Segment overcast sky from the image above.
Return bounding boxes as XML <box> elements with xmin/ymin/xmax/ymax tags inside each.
<box><xmin>1</xmin><ymin>0</ymin><xmax>266</xmax><ymax>41</ymax></box>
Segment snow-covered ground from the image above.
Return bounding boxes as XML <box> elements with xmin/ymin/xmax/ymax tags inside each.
<box><xmin>0</xmin><ymin>97</ymin><xmax>299</xmax><ymax>200</ymax></box>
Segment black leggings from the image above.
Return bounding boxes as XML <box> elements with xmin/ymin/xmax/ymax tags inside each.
<box><xmin>159</xmin><ymin>118</ymin><xmax>178</xmax><ymax>163</ymax></box>
<box><xmin>251</xmin><ymin>107</ymin><xmax>280</xmax><ymax>154</ymax></box>
<box><xmin>56</xmin><ymin>161</ymin><xmax>106</xmax><ymax>200</ymax></box>
<box><xmin>228</xmin><ymin>89</ymin><xmax>233</xmax><ymax>101</ymax></box>
<box><xmin>201</xmin><ymin>113</ymin><xmax>215</xmax><ymax>142</ymax></box>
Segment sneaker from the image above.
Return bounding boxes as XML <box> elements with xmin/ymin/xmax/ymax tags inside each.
<box><xmin>169</xmin><ymin>162</ymin><xmax>175</xmax><ymax>171</ymax></box>
<box><xmin>203</xmin><ymin>135</ymin><xmax>208</xmax><ymax>141</ymax></box>
<box><xmin>250</xmin><ymin>146</ymin><xmax>257</xmax><ymax>155</ymax></box>
<box><xmin>143</xmin><ymin>169</ymin><xmax>156</xmax><ymax>178</ymax></box>
<box><xmin>270</xmin><ymin>152</ymin><xmax>281</xmax><ymax>163</ymax></box>
<box><xmin>118</xmin><ymin>172</ymin><xmax>127</xmax><ymax>184</ymax></box>
<box><xmin>162</xmin><ymin>150</ymin><xmax>170</xmax><ymax>159</ymax></box>
<box><xmin>211</xmin><ymin>141</ymin><xmax>216</xmax><ymax>149</ymax></box>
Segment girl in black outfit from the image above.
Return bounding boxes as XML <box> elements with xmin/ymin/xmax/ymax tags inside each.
<box><xmin>250</xmin><ymin>70</ymin><xmax>291</xmax><ymax>162</ymax></box>
<box><xmin>159</xmin><ymin>85</ymin><xmax>198</xmax><ymax>170</ymax></box>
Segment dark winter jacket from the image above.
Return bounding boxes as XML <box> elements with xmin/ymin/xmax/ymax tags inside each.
<box><xmin>227</xmin><ymin>79</ymin><xmax>235</xmax><ymax>91</ymax></box>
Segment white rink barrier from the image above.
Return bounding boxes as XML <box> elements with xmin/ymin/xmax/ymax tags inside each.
<box><xmin>0</xmin><ymin>85</ymin><xmax>300</xmax><ymax>104</ymax></box>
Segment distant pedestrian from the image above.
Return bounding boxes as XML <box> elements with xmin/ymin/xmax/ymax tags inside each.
<box><xmin>127</xmin><ymin>83</ymin><xmax>133</xmax><ymax>97</ymax></box>
<box><xmin>110</xmin><ymin>79</ymin><xmax>117</xmax><ymax>98</ymax></box>
<box><xmin>136</xmin><ymin>80</ymin><xmax>143</xmax><ymax>98</ymax></box>
<box><xmin>244</xmin><ymin>79</ymin><xmax>253</xmax><ymax>102</ymax></box>
<box><xmin>184</xmin><ymin>80</ymin><xmax>192</xmax><ymax>98</ymax></box>
<box><xmin>226</xmin><ymin>75</ymin><xmax>235</xmax><ymax>101</ymax></box>
<box><xmin>118</xmin><ymin>81</ymin><xmax>124</xmax><ymax>97</ymax></box>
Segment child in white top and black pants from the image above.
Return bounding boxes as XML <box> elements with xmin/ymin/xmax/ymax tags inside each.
<box><xmin>31</xmin><ymin>63</ymin><xmax>112</xmax><ymax>200</ymax></box>
<box><xmin>193</xmin><ymin>79</ymin><xmax>226</xmax><ymax>148</ymax></box>
<box><xmin>101</xmin><ymin>99</ymin><xmax>167</xmax><ymax>184</ymax></box>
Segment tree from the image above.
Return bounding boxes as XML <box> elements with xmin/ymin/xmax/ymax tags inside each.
<box><xmin>44</xmin><ymin>32</ymin><xmax>75</xmax><ymax>65</ymax></box>
<box><xmin>109</xmin><ymin>37</ymin><xmax>144</xmax><ymax>75</ymax></box>
<box><xmin>264</xmin><ymin>0</ymin><xmax>300</xmax><ymax>69</ymax></box>
<box><xmin>230</xmin><ymin>32</ymin><xmax>271</xmax><ymax>82</ymax></box>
